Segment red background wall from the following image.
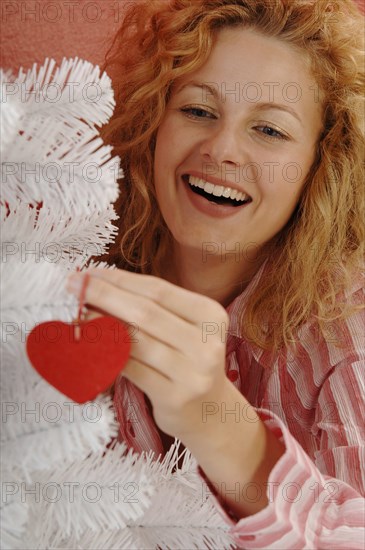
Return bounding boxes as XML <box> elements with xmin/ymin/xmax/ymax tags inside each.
<box><xmin>0</xmin><ymin>0</ymin><xmax>135</xmax><ymax>73</ymax></box>
<box><xmin>1</xmin><ymin>0</ymin><xmax>364</xmax><ymax>73</ymax></box>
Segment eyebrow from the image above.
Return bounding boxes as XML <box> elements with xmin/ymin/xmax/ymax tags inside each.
<box><xmin>175</xmin><ymin>81</ymin><xmax>220</xmax><ymax>101</ymax></box>
<box><xmin>253</xmin><ymin>102</ymin><xmax>303</xmax><ymax>126</ymax></box>
<box><xmin>175</xmin><ymin>81</ymin><xmax>303</xmax><ymax>126</ymax></box>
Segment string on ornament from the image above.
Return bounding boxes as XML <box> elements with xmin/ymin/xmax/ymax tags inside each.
<box><xmin>73</xmin><ymin>267</ymin><xmax>90</xmax><ymax>342</ymax></box>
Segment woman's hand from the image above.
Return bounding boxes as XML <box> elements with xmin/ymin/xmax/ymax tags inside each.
<box><xmin>67</xmin><ymin>267</ymin><xmax>285</xmax><ymax>518</ymax></box>
<box><xmin>66</xmin><ymin>267</ymin><xmax>230</xmax><ymax>441</ymax></box>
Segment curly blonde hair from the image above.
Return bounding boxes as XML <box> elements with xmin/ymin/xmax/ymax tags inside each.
<box><xmin>99</xmin><ymin>0</ymin><xmax>364</xmax><ymax>351</ymax></box>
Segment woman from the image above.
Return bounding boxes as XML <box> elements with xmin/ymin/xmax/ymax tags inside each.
<box><xmin>66</xmin><ymin>0</ymin><xmax>364</xmax><ymax>547</ymax></box>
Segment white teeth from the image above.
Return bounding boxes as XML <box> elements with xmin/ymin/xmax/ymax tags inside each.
<box><xmin>188</xmin><ymin>175</ymin><xmax>250</xmax><ymax>202</ymax></box>
<box><xmin>213</xmin><ymin>185</ymin><xmax>224</xmax><ymax>197</ymax></box>
<box><xmin>203</xmin><ymin>182</ymin><xmax>214</xmax><ymax>194</ymax></box>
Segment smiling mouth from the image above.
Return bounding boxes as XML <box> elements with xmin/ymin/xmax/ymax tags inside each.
<box><xmin>183</xmin><ymin>175</ymin><xmax>252</xmax><ymax>207</ymax></box>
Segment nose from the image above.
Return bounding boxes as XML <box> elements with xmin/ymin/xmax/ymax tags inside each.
<box><xmin>199</xmin><ymin>123</ymin><xmax>248</xmax><ymax>169</ymax></box>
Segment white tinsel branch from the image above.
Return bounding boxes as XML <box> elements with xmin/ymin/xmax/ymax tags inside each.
<box><xmin>19</xmin><ymin>441</ymin><xmax>235</xmax><ymax>550</ymax></box>
<box><xmin>1</xmin><ymin>391</ymin><xmax>119</xmax><ymax>476</ymax></box>
<box><xmin>0</xmin><ymin>56</ymin><xmax>236</xmax><ymax>550</ymax></box>
<box><xmin>1</xmin><ymin>58</ymin><xmax>122</xmax><ymax>212</ymax></box>
<box><xmin>1</xmin><ymin>58</ymin><xmax>116</xmax><ymax>136</ymax></box>
<box><xmin>1</xmin><ymin>202</ymin><xmax>119</xmax><ymax>269</ymax></box>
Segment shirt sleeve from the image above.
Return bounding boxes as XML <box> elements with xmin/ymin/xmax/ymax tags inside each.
<box><xmin>198</xmin><ymin>280</ymin><xmax>365</xmax><ymax>549</ymax></box>
<box><xmin>198</xmin><ymin>362</ymin><xmax>365</xmax><ymax>549</ymax></box>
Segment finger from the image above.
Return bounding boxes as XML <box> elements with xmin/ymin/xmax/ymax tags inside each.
<box><xmin>84</xmin><ymin>267</ymin><xmax>223</xmax><ymax>326</ymax></box>
<box><xmin>82</xmin><ymin>276</ymin><xmax>199</xmax><ymax>353</ymax></box>
<box><xmin>129</xmin><ymin>331</ymin><xmax>187</xmax><ymax>382</ymax></box>
<box><xmin>122</xmin><ymin>357</ymin><xmax>171</xmax><ymax>397</ymax></box>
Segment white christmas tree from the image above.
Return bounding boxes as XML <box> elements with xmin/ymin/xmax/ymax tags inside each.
<box><xmin>0</xmin><ymin>58</ymin><xmax>235</xmax><ymax>549</ymax></box>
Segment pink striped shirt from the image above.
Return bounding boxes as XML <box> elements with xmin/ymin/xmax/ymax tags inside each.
<box><xmin>113</xmin><ymin>264</ymin><xmax>365</xmax><ymax>549</ymax></box>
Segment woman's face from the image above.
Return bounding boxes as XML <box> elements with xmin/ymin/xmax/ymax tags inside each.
<box><xmin>154</xmin><ymin>27</ymin><xmax>323</xmax><ymax>260</ymax></box>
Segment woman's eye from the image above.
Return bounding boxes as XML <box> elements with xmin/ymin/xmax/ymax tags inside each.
<box><xmin>180</xmin><ymin>107</ymin><xmax>216</xmax><ymax>119</ymax></box>
<box><xmin>255</xmin><ymin>125</ymin><xmax>288</xmax><ymax>141</ymax></box>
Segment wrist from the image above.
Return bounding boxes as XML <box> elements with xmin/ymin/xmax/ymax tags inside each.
<box><xmin>181</xmin><ymin>380</ymin><xmax>263</xmax><ymax>460</ymax></box>
<box><xmin>180</xmin><ymin>381</ymin><xmax>285</xmax><ymax>518</ymax></box>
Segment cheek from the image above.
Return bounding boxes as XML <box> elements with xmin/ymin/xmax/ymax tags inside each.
<box><xmin>272</xmin><ymin>179</ymin><xmax>305</xmax><ymax>217</ymax></box>
<box><xmin>153</xmin><ymin>128</ymin><xmax>178</xmax><ymax>209</ymax></box>
<box><xmin>154</xmin><ymin>123</ymin><xmax>177</xmax><ymax>180</ymax></box>
<box><xmin>257</xmin><ymin>167</ymin><xmax>308</xmax><ymax>231</ymax></box>
<box><xmin>261</xmin><ymin>148</ymin><xmax>314</xmax><ymax>202</ymax></box>
<box><xmin>154</xmin><ymin>128</ymin><xmax>166</xmax><ymax>172</ymax></box>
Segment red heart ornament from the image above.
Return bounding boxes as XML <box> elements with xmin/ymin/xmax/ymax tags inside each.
<box><xmin>26</xmin><ymin>316</ymin><xmax>131</xmax><ymax>403</ymax></box>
